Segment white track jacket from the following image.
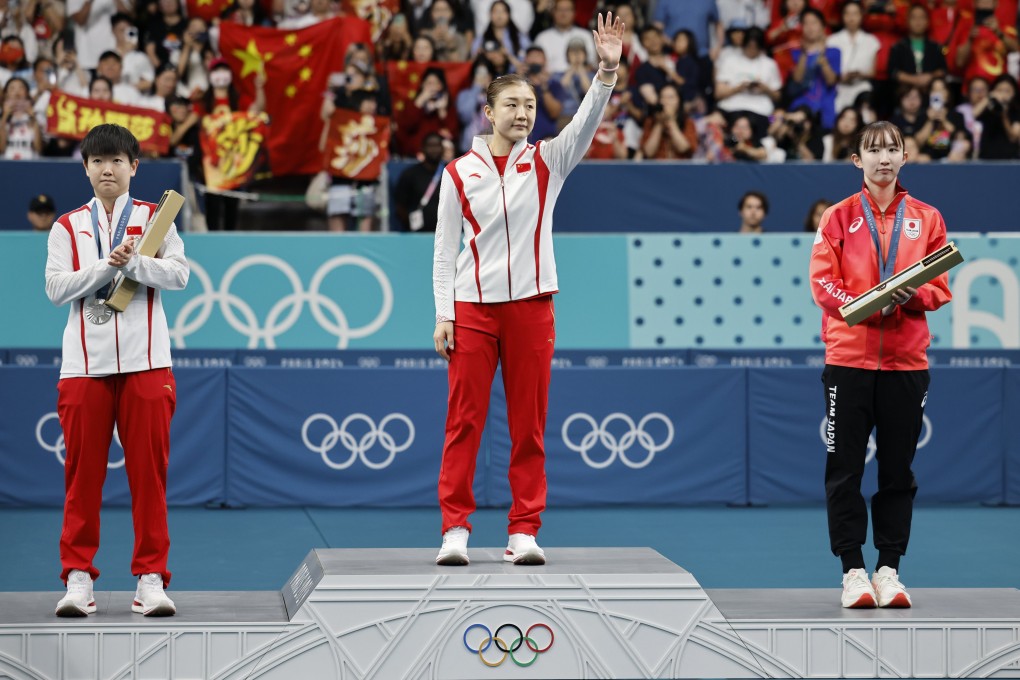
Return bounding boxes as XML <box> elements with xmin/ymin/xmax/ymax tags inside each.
<box><xmin>45</xmin><ymin>193</ymin><xmax>189</xmax><ymax>378</ymax></box>
<box><xmin>433</xmin><ymin>75</ymin><xmax>614</xmax><ymax>322</ymax></box>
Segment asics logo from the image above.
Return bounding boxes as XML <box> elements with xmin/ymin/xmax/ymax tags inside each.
<box><xmin>848</xmin><ymin>217</ymin><xmax>864</xmax><ymax>233</ymax></box>
<box><xmin>171</xmin><ymin>254</ymin><xmax>393</xmax><ymax>349</ymax></box>
<box><xmin>562</xmin><ymin>412</ymin><xmax>674</xmax><ymax>469</ymax></box>
<box><xmin>302</xmin><ymin>413</ymin><xmax>415</xmax><ymax>470</ymax></box>
<box><xmin>819</xmin><ymin>414</ymin><xmax>931</xmax><ymax>463</ymax></box>
<box><xmin>36</xmin><ymin>413</ymin><xmax>125</xmax><ymax>468</ymax></box>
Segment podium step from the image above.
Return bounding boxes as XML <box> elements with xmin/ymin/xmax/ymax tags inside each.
<box><xmin>0</xmin><ymin>549</ymin><xmax>1017</xmax><ymax>679</ymax></box>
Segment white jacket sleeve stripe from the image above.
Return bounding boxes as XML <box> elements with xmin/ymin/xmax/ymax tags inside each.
<box><xmin>446</xmin><ymin>162</ymin><xmax>484</xmax><ymax>299</ymax></box>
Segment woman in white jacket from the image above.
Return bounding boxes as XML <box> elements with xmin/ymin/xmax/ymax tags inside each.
<box><xmin>432</xmin><ymin>12</ymin><xmax>623</xmax><ymax>567</ymax></box>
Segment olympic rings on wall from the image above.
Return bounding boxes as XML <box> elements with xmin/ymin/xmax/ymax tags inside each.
<box><xmin>463</xmin><ymin>623</ymin><xmax>554</xmax><ymax>667</ymax></box>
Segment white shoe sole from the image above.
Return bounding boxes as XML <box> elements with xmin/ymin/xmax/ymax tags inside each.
<box><xmin>436</xmin><ymin>551</ymin><xmax>469</xmax><ymax>566</ymax></box>
<box><xmin>841</xmin><ymin>592</ymin><xmax>877</xmax><ymax>608</ymax></box>
<box><xmin>132</xmin><ymin>600</ymin><xmax>176</xmax><ymax>616</ymax></box>
<box><xmin>504</xmin><ymin>550</ymin><xmax>546</xmax><ymax>565</ymax></box>
<box><xmin>55</xmin><ymin>600</ymin><xmax>96</xmax><ymax>617</ymax></box>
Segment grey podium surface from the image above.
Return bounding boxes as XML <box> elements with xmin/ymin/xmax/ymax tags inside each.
<box><xmin>1</xmin><ymin>548</ymin><xmax>1018</xmax><ymax>679</ymax></box>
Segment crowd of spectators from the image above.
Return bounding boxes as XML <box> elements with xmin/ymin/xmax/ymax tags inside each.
<box><xmin>1</xmin><ymin>0</ymin><xmax>1018</xmax><ymax>228</ymax></box>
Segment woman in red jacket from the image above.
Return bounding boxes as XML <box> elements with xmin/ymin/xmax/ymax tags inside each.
<box><xmin>809</xmin><ymin>120</ymin><xmax>951</xmax><ymax>610</ymax></box>
<box><xmin>432</xmin><ymin>12</ymin><xmax>623</xmax><ymax>567</ymax></box>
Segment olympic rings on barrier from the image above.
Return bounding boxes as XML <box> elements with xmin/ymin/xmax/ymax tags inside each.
<box><xmin>463</xmin><ymin>623</ymin><xmax>554</xmax><ymax>667</ymax></box>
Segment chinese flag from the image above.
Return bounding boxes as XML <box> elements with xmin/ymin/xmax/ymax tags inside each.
<box><xmin>341</xmin><ymin>0</ymin><xmax>399</xmax><ymax>43</ymax></box>
<box><xmin>220</xmin><ymin>17</ymin><xmax>373</xmax><ymax>176</ymax></box>
<box><xmin>323</xmin><ymin>109</ymin><xmax>391</xmax><ymax>181</ymax></box>
<box><xmin>200</xmin><ymin>111</ymin><xmax>272</xmax><ymax>191</ymax></box>
<box><xmin>386</xmin><ymin>60</ymin><xmax>471</xmax><ymax>154</ymax></box>
<box><xmin>187</xmin><ymin>0</ymin><xmax>234</xmax><ymax>22</ymax></box>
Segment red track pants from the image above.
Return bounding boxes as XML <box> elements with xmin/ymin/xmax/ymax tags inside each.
<box><xmin>57</xmin><ymin>368</ymin><xmax>176</xmax><ymax>587</ymax></box>
<box><xmin>438</xmin><ymin>296</ymin><xmax>555</xmax><ymax>537</ymax></box>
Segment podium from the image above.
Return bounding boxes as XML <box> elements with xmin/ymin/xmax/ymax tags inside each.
<box><xmin>1</xmin><ymin>548</ymin><xmax>1018</xmax><ymax>678</ymax></box>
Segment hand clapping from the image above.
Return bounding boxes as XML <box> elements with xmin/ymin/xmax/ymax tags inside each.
<box><xmin>108</xmin><ymin>237</ymin><xmax>137</xmax><ymax>268</ymax></box>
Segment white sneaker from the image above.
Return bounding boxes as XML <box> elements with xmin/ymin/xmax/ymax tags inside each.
<box><xmin>841</xmin><ymin>568</ymin><xmax>878</xmax><ymax>608</ymax></box>
<box><xmin>504</xmin><ymin>533</ymin><xmax>546</xmax><ymax>565</ymax></box>
<box><xmin>436</xmin><ymin>526</ymin><xmax>470</xmax><ymax>566</ymax></box>
<box><xmin>55</xmin><ymin>569</ymin><xmax>96</xmax><ymax>617</ymax></box>
<box><xmin>132</xmin><ymin>573</ymin><xmax>176</xmax><ymax>616</ymax></box>
<box><xmin>872</xmin><ymin>566</ymin><xmax>912</xmax><ymax>608</ymax></box>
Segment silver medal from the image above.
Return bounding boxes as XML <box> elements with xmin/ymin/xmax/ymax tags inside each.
<box><xmin>84</xmin><ymin>298</ymin><xmax>113</xmax><ymax>325</ymax></box>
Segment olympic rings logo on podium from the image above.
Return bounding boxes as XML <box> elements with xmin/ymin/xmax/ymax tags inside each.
<box><xmin>462</xmin><ymin>623</ymin><xmax>554</xmax><ymax>667</ymax></box>
<box><xmin>170</xmin><ymin>255</ymin><xmax>393</xmax><ymax>349</ymax></box>
<box><xmin>302</xmin><ymin>413</ymin><xmax>415</xmax><ymax>470</ymax></box>
<box><xmin>36</xmin><ymin>413</ymin><xmax>125</xmax><ymax>469</ymax></box>
<box><xmin>562</xmin><ymin>412</ymin><xmax>675</xmax><ymax>469</ymax></box>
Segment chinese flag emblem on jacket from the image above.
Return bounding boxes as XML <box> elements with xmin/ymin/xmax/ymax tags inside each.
<box><xmin>220</xmin><ymin>16</ymin><xmax>373</xmax><ymax>176</ymax></box>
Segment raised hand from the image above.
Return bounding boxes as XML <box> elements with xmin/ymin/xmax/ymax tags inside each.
<box><xmin>592</xmin><ymin>11</ymin><xmax>624</xmax><ymax>69</ymax></box>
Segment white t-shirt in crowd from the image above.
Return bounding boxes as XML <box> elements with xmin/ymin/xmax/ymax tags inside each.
<box><xmin>66</xmin><ymin>0</ymin><xmax>118</xmax><ymax>69</ymax></box>
<box><xmin>715</xmin><ymin>51</ymin><xmax>782</xmax><ymax>117</ymax></box>
<box><xmin>827</xmin><ymin>29</ymin><xmax>879</xmax><ymax>112</ymax></box>
<box><xmin>533</xmin><ymin>26</ymin><xmax>597</xmax><ymax>74</ymax></box>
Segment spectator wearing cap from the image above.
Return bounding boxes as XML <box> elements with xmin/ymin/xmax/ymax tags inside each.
<box><xmin>111</xmin><ymin>13</ymin><xmax>154</xmax><ymax>95</ymax></box>
<box><xmin>826</xmin><ymin>1</ymin><xmax>879</xmax><ymax>113</ymax></box>
<box><xmin>480</xmin><ymin>38</ymin><xmax>514</xmax><ymax>76</ymax></box>
<box><xmin>95</xmin><ymin>49</ymin><xmax>140</xmax><ymax>104</ymax></box>
<box><xmin>66</xmin><ymin>0</ymin><xmax>120</xmax><ymax>70</ymax></box>
<box><xmin>533</xmin><ymin>0</ymin><xmax>595</xmax><ymax>74</ymax></box>
<box><xmin>27</xmin><ymin>193</ymin><xmax>56</xmax><ymax>231</ymax></box>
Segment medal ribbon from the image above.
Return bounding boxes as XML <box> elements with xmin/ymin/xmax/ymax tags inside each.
<box><xmin>860</xmin><ymin>192</ymin><xmax>905</xmax><ymax>282</ymax></box>
<box><xmin>91</xmin><ymin>195</ymin><xmax>131</xmax><ymax>300</ymax></box>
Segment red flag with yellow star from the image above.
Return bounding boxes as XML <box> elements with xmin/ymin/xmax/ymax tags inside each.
<box><xmin>323</xmin><ymin>109</ymin><xmax>391</xmax><ymax>180</ymax></box>
<box><xmin>340</xmin><ymin>0</ymin><xmax>399</xmax><ymax>43</ymax></box>
<box><xmin>386</xmin><ymin>60</ymin><xmax>471</xmax><ymax>155</ymax></box>
<box><xmin>187</xmin><ymin>0</ymin><xmax>234</xmax><ymax>23</ymax></box>
<box><xmin>219</xmin><ymin>17</ymin><xmax>373</xmax><ymax>176</ymax></box>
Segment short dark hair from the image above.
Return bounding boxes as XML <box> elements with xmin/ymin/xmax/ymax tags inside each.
<box><xmin>98</xmin><ymin>50</ymin><xmax>122</xmax><ymax>63</ymax></box>
<box><xmin>800</xmin><ymin>7</ymin><xmax>826</xmax><ymax>25</ymax></box>
<box><xmin>739</xmin><ymin>190</ymin><xmax>769</xmax><ymax>214</ymax></box>
<box><xmin>110</xmin><ymin>12</ymin><xmax>133</xmax><ymax>27</ymax></box>
<box><xmin>81</xmin><ymin>124</ymin><xmax>140</xmax><ymax>162</ymax></box>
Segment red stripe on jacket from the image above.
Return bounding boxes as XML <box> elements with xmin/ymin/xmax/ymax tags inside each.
<box><xmin>446</xmin><ymin>162</ymin><xmax>485</xmax><ymax>302</ymax></box>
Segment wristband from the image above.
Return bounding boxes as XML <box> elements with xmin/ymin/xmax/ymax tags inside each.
<box><xmin>599</xmin><ymin>62</ymin><xmax>620</xmax><ymax>72</ymax></box>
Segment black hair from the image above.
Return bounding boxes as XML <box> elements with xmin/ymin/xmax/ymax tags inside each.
<box><xmin>800</xmin><ymin>7</ymin><xmax>826</xmax><ymax>26</ymax></box>
<box><xmin>482</xmin><ymin>0</ymin><xmax>524</xmax><ymax>56</ymax></box>
<box><xmin>738</xmin><ymin>190</ymin><xmax>769</xmax><ymax>214</ymax></box>
<box><xmin>98</xmin><ymin>50</ymin><xmax>122</xmax><ymax>63</ymax></box>
<box><xmin>110</xmin><ymin>12</ymin><xmax>134</xmax><ymax>27</ymax></box>
<box><xmin>89</xmin><ymin>74</ymin><xmax>114</xmax><ymax>95</ymax></box>
<box><xmin>743</xmin><ymin>26</ymin><xmax>765</xmax><ymax>49</ymax></box>
<box><xmin>80</xmin><ymin>124</ymin><xmax>140</xmax><ymax>162</ymax></box>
